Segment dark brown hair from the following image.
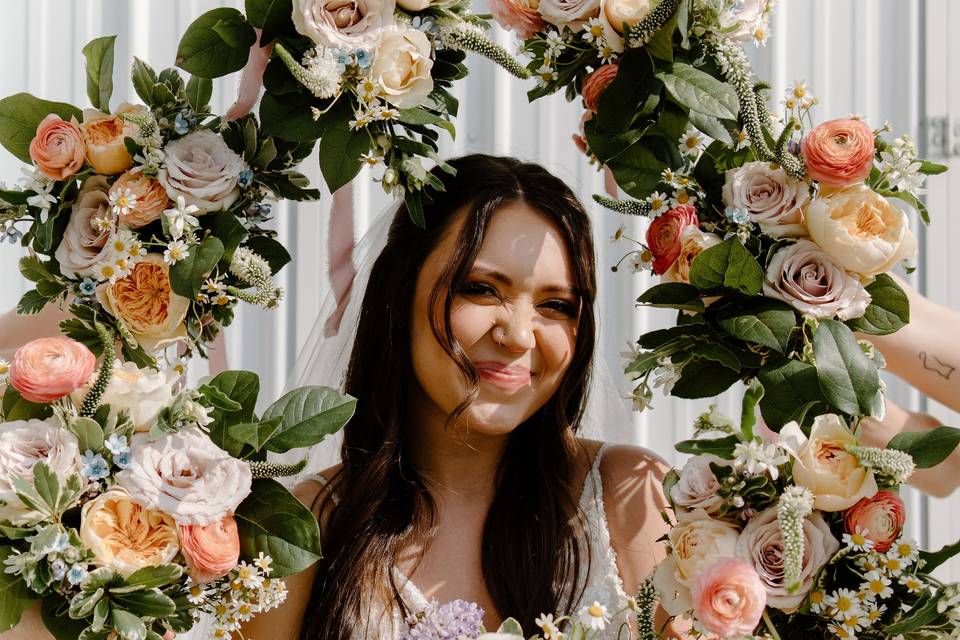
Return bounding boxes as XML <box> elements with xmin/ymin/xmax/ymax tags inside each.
<box><xmin>301</xmin><ymin>154</ymin><xmax>598</xmax><ymax>639</ymax></box>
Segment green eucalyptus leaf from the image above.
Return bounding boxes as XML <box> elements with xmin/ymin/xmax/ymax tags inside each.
<box><xmin>81</xmin><ymin>36</ymin><xmax>117</xmax><ymax>112</ymax></box>
<box><xmin>0</xmin><ymin>93</ymin><xmax>82</xmax><ymax>164</ymax></box>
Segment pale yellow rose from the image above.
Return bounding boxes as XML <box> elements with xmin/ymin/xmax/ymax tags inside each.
<box><xmin>81</xmin><ymin>108</ymin><xmax>139</xmax><ymax>175</ymax></box>
<box><xmin>600</xmin><ymin>0</ymin><xmax>651</xmax><ymax>52</ymax></box>
<box><xmin>70</xmin><ymin>361</ymin><xmax>179</xmax><ymax>432</ymax></box>
<box><xmin>661</xmin><ymin>226</ymin><xmax>722</xmax><ymax>284</ymax></box>
<box><xmin>805</xmin><ymin>184</ymin><xmax>917</xmax><ymax>277</ymax></box>
<box><xmin>370</xmin><ymin>26</ymin><xmax>434</xmax><ymax>109</ymax></box>
<box><xmin>80</xmin><ymin>488</ymin><xmax>180</xmax><ymax>577</ymax></box>
<box><xmin>652</xmin><ymin>509</ymin><xmax>741</xmax><ymax>615</ymax></box>
<box><xmin>96</xmin><ymin>254</ymin><xmax>190</xmax><ymax>353</ymax></box>
<box><xmin>779</xmin><ymin>414</ymin><xmax>878</xmax><ymax>511</ymax></box>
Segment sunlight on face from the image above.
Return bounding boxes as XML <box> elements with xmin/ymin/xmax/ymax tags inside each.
<box><xmin>410</xmin><ymin>200</ymin><xmax>581</xmax><ymax>435</ymax></box>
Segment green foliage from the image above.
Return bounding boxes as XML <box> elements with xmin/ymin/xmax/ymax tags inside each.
<box><xmin>259</xmin><ymin>93</ymin><xmax>327</xmax><ymax>141</ymax></box>
<box><xmin>185</xmin><ymin>75</ymin><xmax>213</xmax><ymax>112</ymax></box>
<box><xmin>846</xmin><ymin>273</ymin><xmax>910</xmax><ymax>336</ymax></box>
<box><xmin>0</xmin><ymin>547</ymin><xmax>38</xmax><ymax>631</ymax></box>
<box><xmin>888</xmin><ymin>426</ymin><xmax>960</xmax><ymax>470</ymax></box>
<box><xmin>260</xmin><ymin>386</ymin><xmax>357</xmax><ymax>453</ymax></box>
<box><xmin>716</xmin><ymin>299</ymin><xmax>796</xmax><ymax>353</ymax></box>
<box><xmin>68</xmin><ymin>417</ymin><xmax>105</xmax><ymax>453</ymax></box>
<box><xmin>0</xmin><ymin>93</ymin><xmax>82</xmax><ymax>163</ymax></box>
<box><xmin>204</xmin><ymin>370</ymin><xmax>261</xmax><ymax>457</ymax></box>
<box><xmin>234</xmin><ymin>479</ymin><xmax>322</xmax><ymax>576</ymax></box>
<box><xmin>2</xmin><ymin>387</ymin><xmax>53</xmax><ymax>421</ymax></box>
<box><xmin>176</xmin><ymin>8</ymin><xmax>256</xmax><ymax>78</ymax></box>
<box><xmin>169</xmin><ymin>236</ymin><xmax>224</xmax><ymax>299</ymax></box>
<box><xmin>675</xmin><ymin>434</ymin><xmax>740</xmax><ymax>457</ymax></box>
<box><xmin>81</xmin><ymin>36</ymin><xmax>117</xmax><ymax>112</ymax></box>
<box><xmin>636</xmin><ymin>282</ymin><xmax>704</xmax><ymax>313</ymax></box>
<box><xmin>245</xmin><ymin>0</ymin><xmax>293</xmax><ymax>44</ymax></box>
<box><xmin>812</xmin><ymin>319</ymin><xmax>881</xmax><ymax>417</ymax></box>
<box><xmin>317</xmin><ymin>99</ymin><xmax>371</xmax><ymax>192</ymax></box>
<box><xmin>689</xmin><ymin>237</ymin><xmax>764</xmax><ymax>295</ymax></box>
<box><xmin>757</xmin><ymin>359</ymin><xmax>828</xmax><ymax>431</ymax></box>
<box><xmin>130</xmin><ymin>58</ymin><xmax>158</xmax><ymax>105</ymax></box>
<box><xmin>917</xmin><ymin>537</ymin><xmax>960</xmax><ymax>573</ymax></box>
<box><xmin>656</xmin><ymin>62</ymin><xmax>739</xmax><ymax>120</ymax></box>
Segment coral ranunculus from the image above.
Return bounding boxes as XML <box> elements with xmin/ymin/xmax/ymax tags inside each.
<box><xmin>96</xmin><ymin>254</ymin><xmax>190</xmax><ymax>353</ymax></box>
<box><xmin>9</xmin><ymin>337</ymin><xmax>97</xmax><ymax>403</ymax></box>
<box><xmin>29</xmin><ymin>114</ymin><xmax>86</xmax><ymax>181</ymax></box>
<box><xmin>179</xmin><ymin>516</ymin><xmax>241</xmax><ymax>583</ymax></box>
<box><xmin>645</xmin><ymin>204</ymin><xmax>699</xmax><ymax>275</ymax></box>
<box><xmin>692</xmin><ymin>558</ymin><xmax>767</xmax><ymax>639</ymax></box>
<box><xmin>582</xmin><ymin>63</ymin><xmax>619</xmax><ymax>113</ymax></box>
<box><xmin>801</xmin><ymin>118</ymin><xmax>875</xmax><ymax>187</ymax></box>
<box><xmin>844</xmin><ymin>490</ymin><xmax>905</xmax><ymax>553</ymax></box>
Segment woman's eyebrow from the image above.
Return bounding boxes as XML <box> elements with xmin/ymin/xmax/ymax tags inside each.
<box><xmin>470</xmin><ymin>266</ymin><xmax>577</xmax><ymax>296</ymax></box>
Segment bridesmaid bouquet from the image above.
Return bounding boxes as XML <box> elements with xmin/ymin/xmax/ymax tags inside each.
<box><xmin>643</xmin><ymin>403</ymin><xmax>960</xmax><ymax>639</ymax></box>
<box><xmin>177</xmin><ymin>0</ymin><xmax>528</xmax><ymax>224</ymax></box>
<box><xmin>0</xmin><ymin>333</ymin><xmax>356</xmax><ymax>639</ymax></box>
<box><xmin>0</xmin><ymin>37</ymin><xmax>318</xmax><ymax>365</ymax></box>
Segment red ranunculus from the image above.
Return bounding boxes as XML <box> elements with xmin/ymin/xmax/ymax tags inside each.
<box><xmin>645</xmin><ymin>204</ymin><xmax>699</xmax><ymax>275</ymax></box>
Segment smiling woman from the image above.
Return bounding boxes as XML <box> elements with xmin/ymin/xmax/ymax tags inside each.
<box><xmin>238</xmin><ymin>154</ymin><xmax>679</xmax><ymax>640</ymax></box>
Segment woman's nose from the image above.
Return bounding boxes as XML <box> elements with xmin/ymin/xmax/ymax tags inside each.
<box><xmin>495</xmin><ymin>306</ymin><xmax>536</xmax><ymax>352</ymax></box>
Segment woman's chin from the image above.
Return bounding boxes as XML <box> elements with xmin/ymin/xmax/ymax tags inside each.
<box><xmin>464</xmin><ymin>401</ymin><xmax>538</xmax><ymax>436</ymax></box>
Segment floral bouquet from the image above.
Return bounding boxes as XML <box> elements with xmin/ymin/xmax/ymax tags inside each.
<box><xmin>0</xmin><ymin>331</ymin><xmax>356</xmax><ymax>639</ymax></box>
<box><xmin>176</xmin><ymin>0</ymin><xmax>528</xmax><ymax>224</ymax></box>
<box><xmin>643</xmin><ymin>402</ymin><xmax>960</xmax><ymax>639</ymax></box>
<box><xmin>0</xmin><ymin>36</ymin><xmax>318</xmax><ymax>366</ymax></box>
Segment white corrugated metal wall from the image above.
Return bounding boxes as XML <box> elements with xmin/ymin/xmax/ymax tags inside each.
<box><xmin>0</xmin><ymin>0</ymin><xmax>957</xmax><ymax>580</ymax></box>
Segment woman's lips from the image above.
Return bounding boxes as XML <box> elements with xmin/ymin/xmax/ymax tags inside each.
<box><xmin>474</xmin><ymin>361</ymin><xmax>533</xmax><ymax>390</ymax></box>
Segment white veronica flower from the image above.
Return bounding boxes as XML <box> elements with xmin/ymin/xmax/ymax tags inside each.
<box><xmin>578</xmin><ymin>601</ymin><xmax>610</xmax><ymax>631</ymax></box>
<box><xmin>652</xmin><ymin>359</ymin><xmax>680</xmax><ymax>395</ymax></box>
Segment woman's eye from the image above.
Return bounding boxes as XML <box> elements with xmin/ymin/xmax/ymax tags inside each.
<box><xmin>542</xmin><ymin>299</ymin><xmax>577</xmax><ymax>317</ymax></box>
<box><xmin>461</xmin><ymin>281</ymin><xmax>498</xmax><ymax>297</ymax></box>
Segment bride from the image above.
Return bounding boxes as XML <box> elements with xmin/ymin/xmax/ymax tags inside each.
<box><xmin>243</xmin><ymin>154</ymin><xmax>680</xmax><ymax>639</ymax></box>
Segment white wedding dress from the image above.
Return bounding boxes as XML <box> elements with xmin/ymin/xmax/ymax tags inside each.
<box><xmin>313</xmin><ymin>443</ymin><xmax>634</xmax><ymax>639</ymax></box>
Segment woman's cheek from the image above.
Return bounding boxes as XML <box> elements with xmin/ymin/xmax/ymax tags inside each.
<box><xmin>450</xmin><ymin>299</ymin><xmax>496</xmax><ymax>346</ymax></box>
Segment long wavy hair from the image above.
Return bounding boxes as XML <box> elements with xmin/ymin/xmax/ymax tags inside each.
<box><xmin>301</xmin><ymin>154</ymin><xmax>599</xmax><ymax>639</ymax></box>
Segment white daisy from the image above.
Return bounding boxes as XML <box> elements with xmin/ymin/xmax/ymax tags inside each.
<box><xmin>163</xmin><ymin>240</ymin><xmax>190</xmax><ymax>264</ymax></box>
<box><xmin>578</xmin><ymin>601</ymin><xmax>610</xmax><ymax>631</ymax></box>
<box><xmin>670</xmin><ymin>188</ymin><xmax>698</xmax><ymax>208</ymax></box>
<box><xmin>581</xmin><ymin>17</ymin><xmax>605</xmax><ymax>44</ymax></box>
<box><xmin>897</xmin><ymin>574</ymin><xmax>923</xmax><ymax>594</ymax></box>
<box><xmin>860</xmin><ymin>570</ymin><xmax>893</xmax><ymax>601</ymax></box>
<box><xmin>678</xmin><ymin>125</ymin><xmax>706</xmax><ymax>158</ymax></box>
<box><xmin>535</xmin><ymin>613</ymin><xmax>563</xmax><ymax>640</ymax></box>
<box><xmin>646</xmin><ymin>191</ymin><xmax>669</xmax><ymax>216</ymax></box>
<box><xmin>843</xmin><ymin>527</ymin><xmax>876</xmax><ymax>553</ymax></box>
<box><xmin>109</xmin><ymin>188</ymin><xmax>138</xmax><ymax>217</ymax></box>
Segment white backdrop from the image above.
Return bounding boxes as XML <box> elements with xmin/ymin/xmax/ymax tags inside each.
<box><xmin>0</xmin><ymin>0</ymin><xmax>957</xmax><ymax>580</ymax></box>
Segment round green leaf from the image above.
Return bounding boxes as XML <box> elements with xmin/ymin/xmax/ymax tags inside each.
<box><xmin>176</xmin><ymin>8</ymin><xmax>256</xmax><ymax>79</ymax></box>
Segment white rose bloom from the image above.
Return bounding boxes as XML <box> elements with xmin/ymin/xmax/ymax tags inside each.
<box><xmin>54</xmin><ymin>176</ymin><xmax>114</xmax><ymax>278</ymax></box>
<box><xmin>539</xmin><ymin>0</ymin><xmax>601</xmax><ymax>30</ymax></box>
<box><xmin>70</xmin><ymin>361</ymin><xmax>179</xmax><ymax>433</ymax></box>
<box><xmin>762</xmin><ymin>239</ymin><xmax>871</xmax><ymax>320</ymax></box>
<box><xmin>370</xmin><ymin>26</ymin><xmax>434</xmax><ymax>109</ymax></box>
<box><xmin>0</xmin><ymin>420</ymin><xmax>82</xmax><ymax>523</ymax></box>
<box><xmin>805</xmin><ymin>184</ymin><xmax>918</xmax><ymax>277</ymax></box>
<box><xmin>735</xmin><ymin>506</ymin><xmax>839</xmax><ymax>612</ymax></box>
<box><xmin>292</xmin><ymin>0</ymin><xmax>396</xmax><ymax>51</ymax></box>
<box><xmin>116</xmin><ymin>428</ymin><xmax>252</xmax><ymax>525</ymax></box>
<box><xmin>600</xmin><ymin>0</ymin><xmax>651</xmax><ymax>52</ymax></box>
<box><xmin>722</xmin><ymin>161</ymin><xmax>810</xmax><ymax>237</ymax></box>
<box><xmin>158</xmin><ymin>130</ymin><xmax>245</xmax><ymax>212</ymax></box>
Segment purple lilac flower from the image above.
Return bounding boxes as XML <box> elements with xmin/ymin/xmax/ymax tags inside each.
<box><xmin>400</xmin><ymin>599</ymin><xmax>484</xmax><ymax>640</ymax></box>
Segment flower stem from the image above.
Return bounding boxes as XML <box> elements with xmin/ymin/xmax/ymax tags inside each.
<box><xmin>762</xmin><ymin>610</ymin><xmax>782</xmax><ymax>640</ymax></box>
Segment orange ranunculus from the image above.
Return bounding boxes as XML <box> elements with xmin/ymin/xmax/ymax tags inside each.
<box><xmin>844</xmin><ymin>490</ymin><xmax>905</xmax><ymax>553</ymax></box>
<box><xmin>29</xmin><ymin>114</ymin><xmax>86</xmax><ymax>180</ymax></box>
<box><xmin>9</xmin><ymin>337</ymin><xmax>96</xmax><ymax>403</ymax></box>
<box><xmin>80</xmin><ymin>488</ymin><xmax>180</xmax><ymax>577</ymax></box>
<box><xmin>801</xmin><ymin>118</ymin><xmax>875</xmax><ymax>187</ymax></box>
<box><xmin>109</xmin><ymin>171</ymin><xmax>170</xmax><ymax>228</ymax></box>
<box><xmin>179</xmin><ymin>515</ymin><xmax>241</xmax><ymax>583</ymax></box>
<box><xmin>96</xmin><ymin>254</ymin><xmax>190</xmax><ymax>352</ymax></box>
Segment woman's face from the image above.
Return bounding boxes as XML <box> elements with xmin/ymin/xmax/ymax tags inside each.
<box><xmin>410</xmin><ymin>201</ymin><xmax>581</xmax><ymax>435</ymax></box>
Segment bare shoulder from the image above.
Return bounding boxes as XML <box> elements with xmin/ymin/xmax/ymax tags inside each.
<box><xmin>292</xmin><ymin>463</ymin><xmax>343</xmax><ymax>520</ymax></box>
<box><xmin>596</xmin><ymin>444</ymin><xmax>673</xmax><ymax>595</ymax></box>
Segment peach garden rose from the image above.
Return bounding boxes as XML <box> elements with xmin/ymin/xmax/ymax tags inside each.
<box><xmin>109</xmin><ymin>171</ymin><xmax>170</xmax><ymax>228</ymax></box>
<box><xmin>801</xmin><ymin>118</ymin><xmax>875</xmax><ymax>187</ymax></box>
<box><xmin>96</xmin><ymin>253</ymin><xmax>190</xmax><ymax>352</ymax></box>
<box><xmin>80</xmin><ymin>488</ymin><xmax>180</xmax><ymax>577</ymax></box>
<box><xmin>81</xmin><ymin>109</ymin><xmax>137</xmax><ymax>175</ymax></box>
<box><xmin>29</xmin><ymin>114</ymin><xmax>86</xmax><ymax>181</ymax></box>
<box><xmin>9</xmin><ymin>337</ymin><xmax>97</xmax><ymax>403</ymax></box>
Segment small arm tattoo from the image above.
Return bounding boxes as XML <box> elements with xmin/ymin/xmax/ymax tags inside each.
<box><xmin>919</xmin><ymin>351</ymin><xmax>956</xmax><ymax>380</ymax></box>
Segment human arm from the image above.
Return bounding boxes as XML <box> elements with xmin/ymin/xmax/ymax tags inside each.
<box><xmin>0</xmin><ymin>304</ymin><xmax>69</xmax><ymax>361</ymax></box>
<box><xmin>859</xmin><ymin>397</ymin><xmax>960</xmax><ymax>498</ymax></box>
<box><xmin>859</xmin><ymin>274</ymin><xmax>960</xmax><ymax>412</ymax></box>
<box><xmin>600</xmin><ymin>445</ymin><xmax>691</xmax><ymax>639</ymax></box>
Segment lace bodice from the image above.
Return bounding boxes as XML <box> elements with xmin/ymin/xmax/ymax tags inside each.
<box><xmin>323</xmin><ymin>444</ymin><xmax>633</xmax><ymax>638</ymax></box>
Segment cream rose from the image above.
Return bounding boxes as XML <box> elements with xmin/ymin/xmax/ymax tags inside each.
<box><xmin>0</xmin><ymin>420</ymin><xmax>82</xmax><ymax>524</ymax></box>
<box><xmin>722</xmin><ymin>161</ymin><xmax>810</xmax><ymax>237</ymax></box>
<box><xmin>600</xmin><ymin>0</ymin><xmax>651</xmax><ymax>52</ymax></box>
<box><xmin>55</xmin><ymin>175</ymin><xmax>115</xmax><ymax>278</ymax></box>
<box><xmin>539</xmin><ymin>0</ymin><xmax>601</xmax><ymax>29</ymax></box>
<box><xmin>80</xmin><ymin>488</ymin><xmax>180</xmax><ymax>577</ymax></box>
<box><xmin>158</xmin><ymin>130</ymin><xmax>245</xmax><ymax>212</ymax></box>
<box><xmin>661</xmin><ymin>226</ymin><xmax>722</xmax><ymax>285</ymax></box>
<box><xmin>652</xmin><ymin>509</ymin><xmax>741</xmax><ymax>615</ymax></box>
<box><xmin>762</xmin><ymin>240</ymin><xmax>871</xmax><ymax>320</ymax></box>
<box><xmin>369</xmin><ymin>26</ymin><xmax>434</xmax><ymax>109</ymax></box>
<box><xmin>779</xmin><ymin>414</ymin><xmax>878</xmax><ymax>512</ymax></box>
<box><xmin>805</xmin><ymin>185</ymin><xmax>917</xmax><ymax>277</ymax></box>
<box><xmin>70</xmin><ymin>361</ymin><xmax>178</xmax><ymax>433</ymax></box>
<box><xmin>96</xmin><ymin>254</ymin><xmax>190</xmax><ymax>353</ymax></box>
<box><xmin>735</xmin><ymin>506</ymin><xmax>839</xmax><ymax>611</ymax></box>
<box><xmin>670</xmin><ymin>455</ymin><xmax>726</xmax><ymax>515</ymax></box>
<box><xmin>292</xmin><ymin>0</ymin><xmax>396</xmax><ymax>50</ymax></box>
<box><xmin>116</xmin><ymin>428</ymin><xmax>252</xmax><ymax>526</ymax></box>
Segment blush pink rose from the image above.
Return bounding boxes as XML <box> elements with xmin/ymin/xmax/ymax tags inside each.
<box><xmin>179</xmin><ymin>515</ymin><xmax>241</xmax><ymax>583</ymax></box>
<box><xmin>9</xmin><ymin>337</ymin><xmax>97</xmax><ymax>403</ymax></box>
<box><xmin>692</xmin><ymin>558</ymin><xmax>767</xmax><ymax>639</ymax></box>
<box><xmin>801</xmin><ymin>119</ymin><xmax>875</xmax><ymax>187</ymax></box>
<box><xmin>646</xmin><ymin>205</ymin><xmax>699</xmax><ymax>275</ymax></box>
<box><xmin>843</xmin><ymin>490</ymin><xmax>905</xmax><ymax>553</ymax></box>
<box><xmin>583</xmin><ymin>63</ymin><xmax>619</xmax><ymax>112</ymax></box>
<box><xmin>30</xmin><ymin>114</ymin><xmax>86</xmax><ymax>181</ymax></box>
<box><xmin>488</xmin><ymin>0</ymin><xmax>546</xmax><ymax>38</ymax></box>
